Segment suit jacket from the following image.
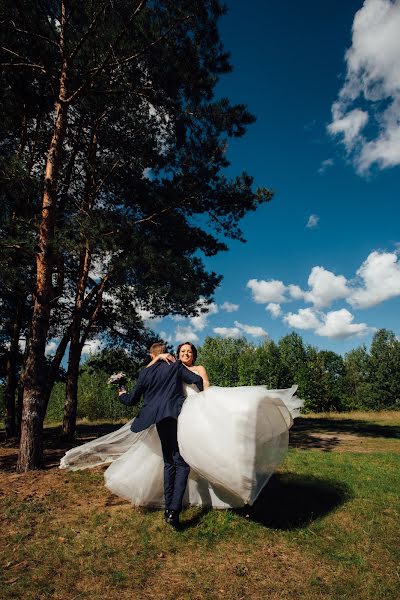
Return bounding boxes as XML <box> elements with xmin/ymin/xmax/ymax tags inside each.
<box><xmin>119</xmin><ymin>360</ymin><xmax>204</xmax><ymax>433</ymax></box>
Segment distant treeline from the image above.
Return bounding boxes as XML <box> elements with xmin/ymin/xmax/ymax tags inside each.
<box><xmin>197</xmin><ymin>330</ymin><xmax>400</xmax><ymax>412</ymax></box>
<box><xmin>2</xmin><ymin>328</ymin><xmax>398</xmax><ymax>423</ymax></box>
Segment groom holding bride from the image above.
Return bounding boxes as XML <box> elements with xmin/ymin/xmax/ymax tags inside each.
<box><xmin>62</xmin><ymin>340</ymin><xmax>302</xmax><ymax>514</ymax></box>
<box><xmin>116</xmin><ymin>342</ymin><xmax>204</xmax><ymax>529</ymax></box>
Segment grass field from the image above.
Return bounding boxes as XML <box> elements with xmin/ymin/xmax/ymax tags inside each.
<box><xmin>1</xmin><ymin>412</ymin><xmax>399</xmax><ymax>600</ymax></box>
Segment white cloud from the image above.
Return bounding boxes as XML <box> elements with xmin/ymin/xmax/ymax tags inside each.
<box><xmin>45</xmin><ymin>340</ymin><xmax>58</xmax><ymax>356</ymax></box>
<box><xmin>213</xmin><ymin>321</ymin><xmax>267</xmax><ymax>339</ymax></box>
<box><xmin>234</xmin><ymin>321</ymin><xmax>268</xmax><ymax>337</ymax></box>
<box><xmin>89</xmin><ymin>251</ymin><xmax>117</xmax><ymax>281</ymax></box>
<box><xmin>174</xmin><ymin>325</ymin><xmax>199</xmax><ymax>343</ymax></box>
<box><xmin>170</xmin><ymin>315</ymin><xmax>186</xmax><ymax>322</ymax></box>
<box><xmin>328</xmin><ymin>106</ymin><xmax>369</xmax><ymax>149</ymax></box>
<box><xmin>306</xmin><ymin>214</ymin><xmax>320</xmax><ymax>229</ymax></box>
<box><xmin>82</xmin><ymin>339</ymin><xmax>104</xmax><ymax>355</ymax></box>
<box><xmin>328</xmin><ymin>0</ymin><xmax>400</xmax><ymax>173</ymax></box>
<box><xmin>158</xmin><ymin>330</ymin><xmax>174</xmax><ymax>344</ymax></box>
<box><xmin>348</xmin><ymin>250</ymin><xmax>400</xmax><ymax>308</ymax></box>
<box><xmin>318</xmin><ymin>158</ymin><xmax>334</xmax><ymax>173</ymax></box>
<box><xmin>284</xmin><ymin>308</ymin><xmax>322</xmax><ymax>330</ymax></box>
<box><xmin>288</xmin><ymin>284</ymin><xmax>305</xmax><ymax>300</ymax></box>
<box><xmin>220</xmin><ymin>301</ymin><xmax>239</xmax><ymax>313</ymax></box>
<box><xmin>266</xmin><ymin>302</ymin><xmax>282</xmax><ymax>318</ymax></box>
<box><xmin>213</xmin><ymin>326</ymin><xmax>242</xmax><ymax>339</ymax></box>
<box><xmin>315</xmin><ymin>309</ymin><xmax>373</xmax><ymax>339</ymax></box>
<box><xmin>303</xmin><ymin>266</ymin><xmax>350</xmax><ymax>308</ymax></box>
<box><xmin>247</xmin><ymin>279</ymin><xmax>287</xmax><ymax>303</ymax></box>
<box><xmin>137</xmin><ymin>308</ymin><xmax>163</xmax><ymax>325</ymax></box>
<box><xmin>190</xmin><ymin>300</ymin><xmax>218</xmax><ymax>331</ymax></box>
<box><xmin>284</xmin><ymin>307</ymin><xmax>373</xmax><ymax>339</ymax></box>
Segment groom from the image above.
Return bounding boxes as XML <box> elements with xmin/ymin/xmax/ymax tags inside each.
<box><xmin>117</xmin><ymin>342</ymin><xmax>203</xmax><ymax>528</ymax></box>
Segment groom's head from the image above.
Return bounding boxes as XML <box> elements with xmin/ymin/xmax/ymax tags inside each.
<box><xmin>149</xmin><ymin>341</ymin><xmax>167</xmax><ymax>359</ymax></box>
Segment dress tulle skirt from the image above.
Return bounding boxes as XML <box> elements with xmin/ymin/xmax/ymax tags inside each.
<box><xmin>60</xmin><ymin>385</ymin><xmax>303</xmax><ymax>508</ymax></box>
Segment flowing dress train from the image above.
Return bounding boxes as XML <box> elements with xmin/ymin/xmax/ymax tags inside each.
<box><xmin>60</xmin><ymin>384</ymin><xmax>303</xmax><ymax>508</ymax></box>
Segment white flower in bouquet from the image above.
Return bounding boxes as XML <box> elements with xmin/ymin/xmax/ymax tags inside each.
<box><xmin>107</xmin><ymin>372</ymin><xmax>127</xmax><ymax>385</ymax></box>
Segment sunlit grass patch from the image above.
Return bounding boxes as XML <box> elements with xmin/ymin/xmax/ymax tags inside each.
<box><xmin>1</xmin><ymin>411</ymin><xmax>400</xmax><ymax>599</ymax></box>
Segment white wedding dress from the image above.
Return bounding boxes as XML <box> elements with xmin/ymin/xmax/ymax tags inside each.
<box><xmin>60</xmin><ymin>384</ymin><xmax>303</xmax><ymax>508</ymax></box>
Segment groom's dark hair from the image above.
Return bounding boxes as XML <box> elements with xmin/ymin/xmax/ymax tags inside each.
<box><xmin>149</xmin><ymin>341</ymin><xmax>167</xmax><ymax>356</ymax></box>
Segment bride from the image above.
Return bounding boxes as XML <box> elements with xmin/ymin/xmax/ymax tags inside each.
<box><xmin>60</xmin><ymin>342</ymin><xmax>303</xmax><ymax>509</ymax></box>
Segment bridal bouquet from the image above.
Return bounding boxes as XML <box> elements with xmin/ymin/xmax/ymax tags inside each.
<box><xmin>107</xmin><ymin>372</ymin><xmax>127</xmax><ymax>386</ymax></box>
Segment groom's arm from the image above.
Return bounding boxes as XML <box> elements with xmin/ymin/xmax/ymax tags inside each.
<box><xmin>118</xmin><ymin>372</ymin><xmax>145</xmax><ymax>406</ymax></box>
<box><xmin>178</xmin><ymin>362</ymin><xmax>204</xmax><ymax>392</ymax></box>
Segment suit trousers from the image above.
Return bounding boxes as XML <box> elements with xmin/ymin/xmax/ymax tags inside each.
<box><xmin>156</xmin><ymin>417</ymin><xmax>190</xmax><ymax>512</ymax></box>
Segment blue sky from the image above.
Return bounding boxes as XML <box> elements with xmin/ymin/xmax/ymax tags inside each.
<box><xmin>84</xmin><ymin>0</ymin><xmax>400</xmax><ymax>358</ymax></box>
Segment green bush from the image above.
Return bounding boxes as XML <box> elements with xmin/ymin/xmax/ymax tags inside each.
<box><xmin>46</xmin><ymin>370</ymin><xmax>137</xmax><ymax>422</ymax></box>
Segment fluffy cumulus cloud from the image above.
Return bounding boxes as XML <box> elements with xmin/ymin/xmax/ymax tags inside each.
<box><xmin>290</xmin><ymin>266</ymin><xmax>349</xmax><ymax>308</ymax></box>
<box><xmin>213</xmin><ymin>326</ymin><xmax>241</xmax><ymax>339</ymax></box>
<box><xmin>234</xmin><ymin>321</ymin><xmax>268</xmax><ymax>337</ymax></box>
<box><xmin>306</xmin><ymin>214</ymin><xmax>320</xmax><ymax>228</ymax></box>
<box><xmin>158</xmin><ymin>330</ymin><xmax>174</xmax><ymax>344</ymax></box>
<box><xmin>175</xmin><ymin>325</ymin><xmax>199</xmax><ymax>344</ymax></box>
<box><xmin>137</xmin><ymin>308</ymin><xmax>163</xmax><ymax>325</ymax></box>
<box><xmin>266</xmin><ymin>302</ymin><xmax>282</xmax><ymax>318</ymax></box>
<box><xmin>315</xmin><ymin>309</ymin><xmax>373</xmax><ymax>339</ymax></box>
<box><xmin>328</xmin><ymin>0</ymin><xmax>400</xmax><ymax>173</ymax></box>
<box><xmin>189</xmin><ymin>300</ymin><xmax>218</xmax><ymax>331</ymax></box>
<box><xmin>247</xmin><ymin>279</ymin><xmax>287</xmax><ymax>303</ymax></box>
<box><xmin>284</xmin><ymin>308</ymin><xmax>322</xmax><ymax>330</ymax></box>
<box><xmin>284</xmin><ymin>307</ymin><xmax>373</xmax><ymax>339</ymax></box>
<box><xmin>45</xmin><ymin>340</ymin><xmax>58</xmax><ymax>356</ymax></box>
<box><xmin>220</xmin><ymin>301</ymin><xmax>239</xmax><ymax>313</ymax></box>
<box><xmin>288</xmin><ymin>284</ymin><xmax>305</xmax><ymax>300</ymax></box>
<box><xmin>82</xmin><ymin>338</ymin><xmax>104</xmax><ymax>355</ymax></box>
<box><xmin>171</xmin><ymin>299</ymin><xmax>218</xmax><ymax>343</ymax></box>
<box><xmin>213</xmin><ymin>321</ymin><xmax>267</xmax><ymax>339</ymax></box>
<box><xmin>348</xmin><ymin>250</ymin><xmax>400</xmax><ymax>308</ymax></box>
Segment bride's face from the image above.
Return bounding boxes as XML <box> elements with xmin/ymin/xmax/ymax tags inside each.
<box><xmin>179</xmin><ymin>344</ymin><xmax>194</xmax><ymax>366</ymax></box>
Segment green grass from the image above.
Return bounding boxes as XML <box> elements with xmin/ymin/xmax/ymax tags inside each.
<box><xmin>1</xmin><ymin>412</ymin><xmax>400</xmax><ymax>599</ymax></box>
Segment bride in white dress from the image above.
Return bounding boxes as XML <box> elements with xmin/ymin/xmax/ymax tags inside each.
<box><xmin>60</xmin><ymin>342</ymin><xmax>303</xmax><ymax>509</ymax></box>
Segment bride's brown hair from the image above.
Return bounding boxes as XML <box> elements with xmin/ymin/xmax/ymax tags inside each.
<box><xmin>176</xmin><ymin>342</ymin><xmax>198</xmax><ymax>364</ymax></box>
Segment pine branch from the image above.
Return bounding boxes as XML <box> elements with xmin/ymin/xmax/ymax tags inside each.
<box><xmin>0</xmin><ymin>46</ymin><xmax>47</xmax><ymax>73</ymax></box>
<box><xmin>68</xmin><ymin>3</ymin><xmax>109</xmax><ymax>63</ymax></box>
<box><xmin>109</xmin><ymin>14</ymin><xmax>194</xmax><ymax>67</ymax></box>
<box><xmin>64</xmin><ymin>0</ymin><xmax>148</xmax><ymax>105</ymax></box>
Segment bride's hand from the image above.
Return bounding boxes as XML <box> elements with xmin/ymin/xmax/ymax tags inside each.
<box><xmin>146</xmin><ymin>353</ymin><xmax>176</xmax><ymax>368</ymax></box>
<box><xmin>158</xmin><ymin>353</ymin><xmax>176</xmax><ymax>364</ymax></box>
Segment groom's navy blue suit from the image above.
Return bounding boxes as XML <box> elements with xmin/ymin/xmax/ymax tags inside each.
<box><xmin>119</xmin><ymin>360</ymin><xmax>203</xmax><ymax>512</ymax></box>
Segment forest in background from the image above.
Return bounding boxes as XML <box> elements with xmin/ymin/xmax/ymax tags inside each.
<box><xmin>2</xmin><ymin>327</ymin><xmax>398</xmax><ymax>423</ymax></box>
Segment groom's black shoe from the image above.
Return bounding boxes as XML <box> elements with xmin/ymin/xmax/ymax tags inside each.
<box><xmin>165</xmin><ymin>510</ymin><xmax>180</xmax><ymax>529</ymax></box>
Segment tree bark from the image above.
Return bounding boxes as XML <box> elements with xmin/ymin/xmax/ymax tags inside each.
<box><xmin>17</xmin><ymin>10</ymin><xmax>69</xmax><ymax>470</ymax></box>
<box><xmin>62</xmin><ymin>334</ymin><xmax>83</xmax><ymax>440</ymax></box>
<box><xmin>63</xmin><ymin>274</ymin><xmax>108</xmax><ymax>440</ymax></box>
<box><xmin>4</xmin><ymin>301</ymin><xmax>23</xmax><ymax>439</ymax></box>
<box><xmin>62</xmin><ymin>127</ymin><xmax>97</xmax><ymax>440</ymax></box>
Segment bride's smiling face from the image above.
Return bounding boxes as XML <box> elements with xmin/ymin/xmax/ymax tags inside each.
<box><xmin>179</xmin><ymin>344</ymin><xmax>194</xmax><ymax>366</ymax></box>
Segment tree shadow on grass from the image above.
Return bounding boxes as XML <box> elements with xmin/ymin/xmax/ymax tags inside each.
<box><xmin>290</xmin><ymin>416</ymin><xmax>400</xmax><ymax>451</ymax></box>
<box><xmin>238</xmin><ymin>472</ymin><xmax>351</xmax><ymax>530</ymax></box>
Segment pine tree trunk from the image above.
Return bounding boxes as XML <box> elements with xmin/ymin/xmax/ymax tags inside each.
<box><xmin>62</xmin><ymin>335</ymin><xmax>82</xmax><ymax>440</ymax></box>
<box><xmin>62</xmin><ymin>126</ymin><xmax>97</xmax><ymax>440</ymax></box>
<box><xmin>17</xmin><ymin>52</ymin><xmax>69</xmax><ymax>471</ymax></box>
<box><xmin>4</xmin><ymin>303</ymin><xmax>22</xmax><ymax>439</ymax></box>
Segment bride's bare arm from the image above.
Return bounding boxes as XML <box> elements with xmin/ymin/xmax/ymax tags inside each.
<box><xmin>146</xmin><ymin>353</ymin><xmax>176</xmax><ymax>368</ymax></box>
<box><xmin>192</xmin><ymin>365</ymin><xmax>210</xmax><ymax>389</ymax></box>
